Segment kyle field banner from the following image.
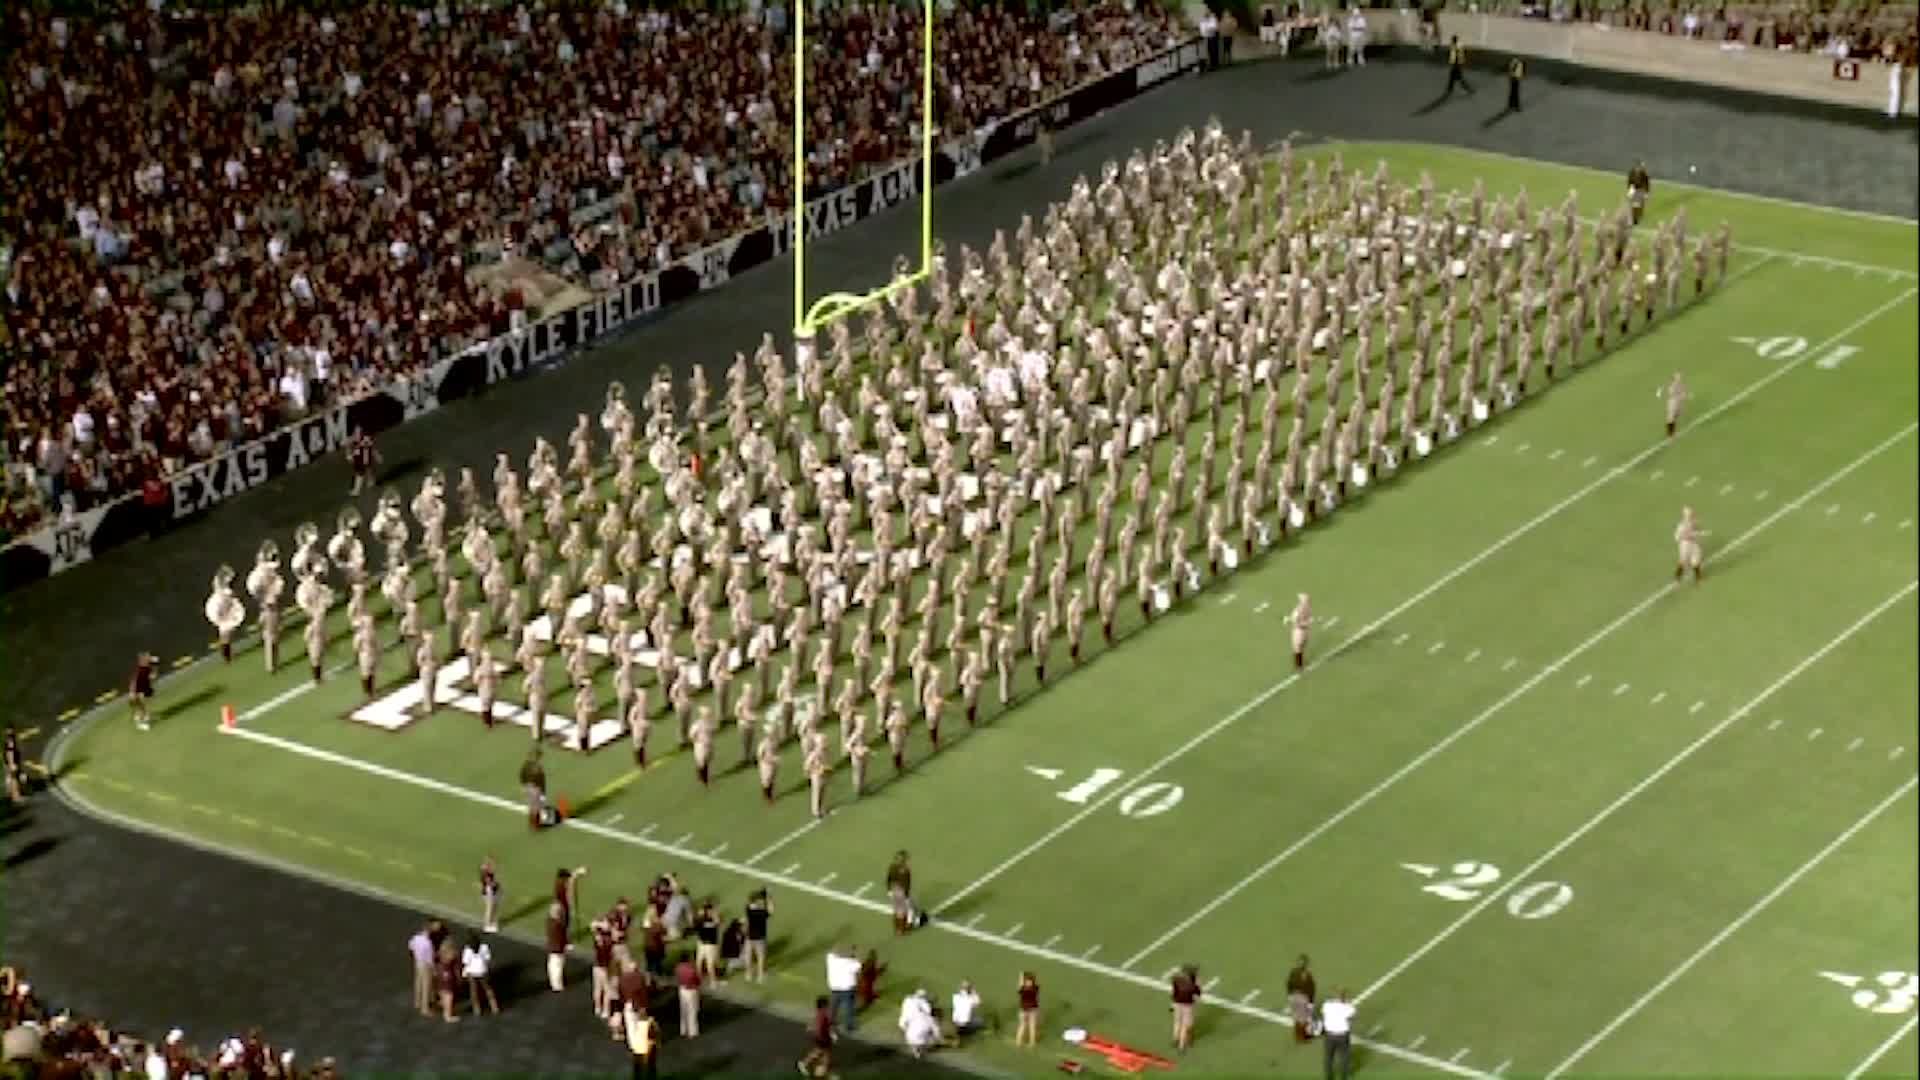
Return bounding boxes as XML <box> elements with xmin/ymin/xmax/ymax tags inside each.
<box><xmin>0</xmin><ymin>38</ymin><xmax>1202</xmax><ymax>594</ymax></box>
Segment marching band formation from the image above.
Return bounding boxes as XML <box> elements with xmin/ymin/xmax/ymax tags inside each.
<box><xmin>200</xmin><ymin>123</ymin><xmax>1733</xmax><ymax>817</ymax></box>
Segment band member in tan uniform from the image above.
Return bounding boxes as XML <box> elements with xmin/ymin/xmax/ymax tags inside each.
<box><xmin>1662</xmin><ymin>372</ymin><xmax>1688</xmax><ymax>438</ymax></box>
<box><xmin>1674</xmin><ymin>506</ymin><xmax>1707</xmax><ymax>583</ymax></box>
<box><xmin>1289</xmin><ymin>592</ymin><xmax>1313</xmax><ymax>671</ymax></box>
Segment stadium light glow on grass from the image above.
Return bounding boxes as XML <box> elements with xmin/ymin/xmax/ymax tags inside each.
<box><xmin>791</xmin><ymin>0</ymin><xmax>936</xmax><ymax>345</ymax></box>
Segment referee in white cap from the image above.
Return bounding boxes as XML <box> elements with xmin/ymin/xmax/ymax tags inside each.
<box><xmin>1320</xmin><ymin>988</ymin><xmax>1356</xmax><ymax>1079</ymax></box>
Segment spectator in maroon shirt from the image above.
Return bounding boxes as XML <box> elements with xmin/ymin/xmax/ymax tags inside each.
<box><xmin>800</xmin><ymin>995</ymin><xmax>836</xmax><ymax>1077</ymax></box>
<box><xmin>673</xmin><ymin>956</ymin><xmax>702</xmax><ymax>1039</ymax></box>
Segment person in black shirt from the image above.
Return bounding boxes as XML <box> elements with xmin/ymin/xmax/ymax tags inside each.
<box><xmin>347</xmin><ymin>428</ymin><xmax>379</xmax><ymax>496</ymax></box>
<box><xmin>693</xmin><ymin>901</ymin><xmax>723</xmax><ymax>983</ymax></box>
<box><xmin>743</xmin><ymin>889</ymin><xmax>772</xmax><ymax>982</ymax></box>
<box><xmin>3</xmin><ymin>728</ymin><xmax>23</xmax><ymax>804</ymax></box>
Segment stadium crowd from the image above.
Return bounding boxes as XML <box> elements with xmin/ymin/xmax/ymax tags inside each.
<box><xmin>0</xmin><ymin>1</ymin><xmax>1181</xmax><ymax>541</ymax></box>
<box><xmin>1504</xmin><ymin>0</ymin><xmax>1918</xmax><ymax>59</ymax></box>
<box><xmin>0</xmin><ymin>964</ymin><xmax>336</xmax><ymax>1079</ymax></box>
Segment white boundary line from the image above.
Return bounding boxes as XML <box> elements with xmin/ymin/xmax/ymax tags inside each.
<box><xmin>1846</xmin><ymin>1015</ymin><xmax>1920</xmax><ymax>1080</ymax></box>
<box><xmin>84</xmin><ymin>721</ymin><xmax>1488</xmax><ymax>1078</ymax></box>
<box><xmin>1548</xmin><ymin>774</ymin><xmax>1919</xmax><ymax>1078</ymax></box>
<box><xmin>1359</xmin><ymin>578</ymin><xmax>1920</xmax><ymax>1011</ymax></box>
<box><xmin>1379</xmin><ymin>140</ymin><xmax>1920</xmax><ymax>228</ymax></box>
<box><xmin>1123</xmin><ymin>424</ymin><xmax>1916</xmax><ymax>971</ymax></box>
<box><xmin>933</xmin><ymin>286</ymin><xmax>1917</xmax><ymax>920</ymax></box>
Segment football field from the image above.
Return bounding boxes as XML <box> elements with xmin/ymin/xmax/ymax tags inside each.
<box><xmin>49</xmin><ymin>141</ymin><xmax>1919</xmax><ymax>1077</ymax></box>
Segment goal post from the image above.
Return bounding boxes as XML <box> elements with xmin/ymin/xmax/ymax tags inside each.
<box><xmin>791</xmin><ymin>0</ymin><xmax>937</xmax><ymax>348</ymax></box>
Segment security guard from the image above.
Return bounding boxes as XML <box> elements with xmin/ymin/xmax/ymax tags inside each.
<box><xmin>1507</xmin><ymin>56</ymin><xmax>1525</xmax><ymax>111</ymax></box>
<box><xmin>1444</xmin><ymin>37</ymin><xmax>1473</xmax><ymax>96</ymax></box>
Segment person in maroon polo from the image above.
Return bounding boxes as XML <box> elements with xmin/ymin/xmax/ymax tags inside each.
<box><xmin>800</xmin><ymin>995</ymin><xmax>835</xmax><ymax>1077</ymax></box>
<box><xmin>674</xmin><ymin>955</ymin><xmax>702</xmax><ymax>1039</ymax></box>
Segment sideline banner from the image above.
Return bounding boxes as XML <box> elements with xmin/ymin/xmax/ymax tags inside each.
<box><xmin>0</xmin><ymin>39</ymin><xmax>1201</xmax><ymax>593</ymax></box>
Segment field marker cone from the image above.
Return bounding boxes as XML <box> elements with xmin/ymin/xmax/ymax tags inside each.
<box><xmin>220</xmin><ymin>704</ymin><xmax>236</xmax><ymax>730</ymax></box>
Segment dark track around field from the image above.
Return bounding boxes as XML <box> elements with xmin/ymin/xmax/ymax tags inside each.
<box><xmin>4</xmin><ymin>50</ymin><xmax>1911</xmax><ymax>1076</ymax></box>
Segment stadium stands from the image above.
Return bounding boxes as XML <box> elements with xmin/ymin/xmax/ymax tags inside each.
<box><xmin>0</xmin><ymin>1</ymin><xmax>1179</xmax><ymax>541</ymax></box>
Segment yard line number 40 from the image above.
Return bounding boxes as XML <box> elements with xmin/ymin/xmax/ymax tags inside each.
<box><xmin>1732</xmin><ymin>334</ymin><xmax>1861</xmax><ymax>370</ymax></box>
<box><xmin>1402</xmin><ymin>860</ymin><xmax>1577</xmax><ymax>920</ymax></box>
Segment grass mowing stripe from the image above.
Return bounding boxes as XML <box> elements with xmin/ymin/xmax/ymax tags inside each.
<box><xmin>1122</xmin><ymin>422</ymin><xmax>1915</xmax><ymax>970</ymax></box>
<box><xmin>207</xmin><ymin>723</ymin><xmax>1488</xmax><ymax>1078</ymax></box>
<box><xmin>931</xmin><ymin>286</ymin><xmax>1918</xmax><ymax>922</ymax></box>
<box><xmin>1547</xmin><ymin>774</ymin><xmax>1919</xmax><ymax>1079</ymax></box>
<box><xmin>1357</xmin><ymin>578</ymin><xmax>1920</xmax><ymax>1010</ymax></box>
<box><xmin>1846</xmin><ymin>1015</ymin><xmax>1920</xmax><ymax>1080</ymax></box>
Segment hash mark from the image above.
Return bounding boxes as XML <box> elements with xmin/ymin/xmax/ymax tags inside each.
<box><xmin>1494</xmin><ymin>1060</ymin><xmax>1513</xmax><ymax>1076</ymax></box>
<box><xmin>1083</xmin><ymin>945</ymin><xmax>1103</xmax><ymax>959</ymax></box>
<box><xmin>817</xmin><ymin>872</ymin><xmax>838</xmax><ymax>886</ymax></box>
<box><xmin>780</xmin><ymin>862</ymin><xmax>801</xmax><ymax>876</ymax></box>
<box><xmin>1826</xmin><ymin>504</ymin><xmax>1840</xmax><ymax>516</ymax></box>
<box><xmin>1042</xmin><ymin>934</ymin><xmax>1063</xmax><ymax>949</ymax></box>
<box><xmin>1203</xmin><ymin>976</ymin><xmax>1222</xmax><ymax>991</ymax></box>
<box><xmin>1755</xmin><ymin>489</ymin><xmax>1769</xmax><ymax>501</ymax></box>
<box><xmin>1649</xmin><ymin>691</ymin><xmax>1667</xmax><ymax>706</ymax></box>
<box><xmin>1862</xmin><ymin>512</ymin><xmax>1877</xmax><ymax>525</ymax></box>
<box><xmin>1501</xmin><ymin>657</ymin><xmax>1519</xmax><ymax>671</ymax></box>
<box><xmin>1394</xmin><ymin>632</ymin><xmax>1410</xmax><ymax>646</ymax></box>
<box><xmin>1242</xmin><ymin>988</ymin><xmax>1263</xmax><ymax>1004</ymax></box>
<box><xmin>1891</xmin><ymin>747</ymin><xmax>1906</xmax><ymax>761</ymax></box>
<box><xmin>1651</xmin><ymin>470</ymin><xmax>1665</xmax><ymax>481</ymax></box>
<box><xmin>853</xmin><ymin>882</ymin><xmax>873</xmax><ymax>898</ymax></box>
<box><xmin>1719</xmin><ymin>483</ymin><xmax>1735</xmax><ymax>496</ymax></box>
<box><xmin>1222</xmin><ymin>594</ymin><xmax>1238</xmax><ymax>605</ymax></box>
<box><xmin>1253</xmin><ymin>601</ymin><xmax>1270</xmax><ymax>614</ymax></box>
<box><xmin>1484</xmin><ymin>435</ymin><xmax>1501</xmax><ymax>446</ymax></box>
<box><xmin>1428</xmin><ymin>640</ymin><xmax>1446</xmax><ymax>655</ymax></box>
<box><xmin>673</xmin><ymin>832</ymin><xmax>694</xmax><ymax>847</ymax></box>
<box><xmin>1581</xmin><ymin>455</ymin><xmax>1598</xmax><ymax>468</ymax></box>
<box><xmin>1368</xmin><ymin>1024</ymin><xmax>1385</xmax><ymax>1037</ymax></box>
<box><xmin>1807</xmin><ymin>727</ymin><xmax>1824</xmax><ymax>741</ymax></box>
<box><xmin>605</xmin><ymin>813</ymin><xmax>625</xmax><ymax>826</ymax></box>
<box><xmin>1464</xmin><ymin>648</ymin><xmax>1481</xmax><ymax>663</ymax></box>
<box><xmin>1691</xmin><ymin>700</ymin><xmax>1706</xmax><ymax>714</ymax></box>
<box><xmin>1685</xmin><ymin>476</ymin><xmax>1700</xmax><ymax>488</ymax></box>
<box><xmin>1408</xmin><ymin>1035</ymin><xmax>1428</xmax><ymax>1051</ymax></box>
<box><xmin>1575</xmin><ymin>674</ymin><xmax>1593</xmax><ymax>689</ymax></box>
<box><xmin>172</xmin><ymin>656</ymin><xmax>193</xmax><ymax>669</ymax></box>
<box><xmin>1517</xmin><ymin>442</ymin><xmax>1532</xmax><ymax>453</ymax></box>
<box><xmin>640</xmin><ymin>823</ymin><xmax>659</xmax><ymax>837</ymax></box>
<box><xmin>1900</xmin><ymin>519</ymin><xmax>1914</xmax><ymax>531</ymax></box>
<box><xmin>966</xmin><ymin>913</ymin><xmax>985</xmax><ymax>929</ymax></box>
<box><xmin>1847</xmin><ymin>737</ymin><xmax>1864</xmax><ymax>752</ymax></box>
<box><xmin>1547</xmin><ymin>448</ymin><xmax>1565</xmax><ymax>461</ymax></box>
<box><xmin>1612</xmin><ymin>682</ymin><xmax>1631</xmax><ymax>696</ymax></box>
<box><xmin>1006</xmin><ymin>922</ymin><xmax>1025</xmax><ymax>937</ymax></box>
<box><xmin>1322</xmin><ymin>615</ymin><xmax>1341</xmax><ymax>629</ymax></box>
<box><xmin>1451</xmin><ymin>1048</ymin><xmax>1471</xmax><ymax>1064</ymax></box>
<box><xmin>1766</xmin><ymin>717</ymin><xmax>1784</xmax><ymax>731</ymax></box>
<box><xmin>708</xmin><ymin>841</ymin><xmax>729</xmax><ymax>857</ymax></box>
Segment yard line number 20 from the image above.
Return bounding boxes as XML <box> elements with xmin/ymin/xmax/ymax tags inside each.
<box><xmin>1402</xmin><ymin>860</ymin><xmax>1576</xmax><ymax>920</ymax></box>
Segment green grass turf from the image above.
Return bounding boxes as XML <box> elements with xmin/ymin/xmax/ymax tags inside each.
<box><xmin>50</xmin><ymin>141</ymin><xmax>1920</xmax><ymax>1078</ymax></box>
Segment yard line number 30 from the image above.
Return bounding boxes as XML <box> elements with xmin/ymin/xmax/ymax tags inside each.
<box><xmin>1402</xmin><ymin>860</ymin><xmax>1577</xmax><ymax>920</ymax></box>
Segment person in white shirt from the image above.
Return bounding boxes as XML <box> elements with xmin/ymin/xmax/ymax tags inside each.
<box><xmin>897</xmin><ymin>988</ymin><xmax>940</xmax><ymax>1057</ymax></box>
<box><xmin>949</xmin><ymin>980</ymin><xmax>982</xmax><ymax>1040</ymax></box>
<box><xmin>1320</xmin><ymin>989</ymin><xmax>1356</xmax><ymax>1079</ymax></box>
<box><xmin>825</xmin><ymin>944</ymin><xmax>861</xmax><ymax>1032</ymax></box>
<box><xmin>461</xmin><ymin>935</ymin><xmax>500</xmax><ymax>1015</ymax></box>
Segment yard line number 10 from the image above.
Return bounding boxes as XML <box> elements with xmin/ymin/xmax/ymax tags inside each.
<box><xmin>1038</xmin><ymin>766</ymin><xmax>1186</xmax><ymax>818</ymax></box>
<box><xmin>1402</xmin><ymin>860</ymin><xmax>1577</xmax><ymax>920</ymax></box>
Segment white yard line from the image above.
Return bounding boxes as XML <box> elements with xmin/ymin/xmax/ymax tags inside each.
<box><xmin>1121</xmin><ymin>429</ymin><xmax>1916</xmax><ymax>972</ymax></box>
<box><xmin>1845</xmin><ymin>1015</ymin><xmax>1920</xmax><ymax>1080</ymax></box>
<box><xmin>1548</xmin><ymin>774</ymin><xmax>1919</xmax><ymax>1079</ymax></box>
<box><xmin>929</xmin><ymin>292</ymin><xmax>1918</xmax><ymax>922</ymax></box>
<box><xmin>1360</xmin><ymin>580</ymin><xmax>1919</xmax><ymax>1013</ymax></box>
<box><xmin>745</xmin><ymin>819</ymin><xmax>822</xmax><ymax>866</ymax></box>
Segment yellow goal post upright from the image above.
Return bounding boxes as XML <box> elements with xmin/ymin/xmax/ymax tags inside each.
<box><xmin>790</xmin><ymin>0</ymin><xmax>937</xmax><ymax>377</ymax></box>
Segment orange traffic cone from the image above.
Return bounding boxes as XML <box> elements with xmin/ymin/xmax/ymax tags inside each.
<box><xmin>554</xmin><ymin>796</ymin><xmax>571</xmax><ymax>821</ymax></box>
<box><xmin>220</xmin><ymin>704</ymin><xmax>236</xmax><ymax>730</ymax></box>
